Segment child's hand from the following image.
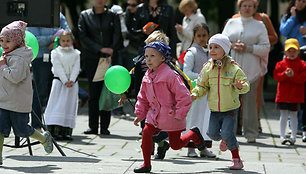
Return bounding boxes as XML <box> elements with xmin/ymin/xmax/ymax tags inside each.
<box><xmin>0</xmin><ymin>57</ymin><xmax>7</xmax><ymax>65</ymax></box>
<box><xmin>119</xmin><ymin>94</ymin><xmax>126</xmax><ymax>106</ymax></box>
<box><xmin>175</xmin><ymin>24</ymin><xmax>183</xmax><ymax>34</ymax></box>
<box><xmin>134</xmin><ymin>117</ymin><xmax>142</xmax><ymax>126</ymax></box>
<box><xmin>65</xmin><ymin>81</ymin><xmax>74</xmax><ymax>88</ymax></box>
<box><xmin>191</xmin><ymin>93</ymin><xmax>197</xmax><ymax>102</ymax></box>
<box><xmin>230</xmin><ymin>79</ymin><xmax>247</xmax><ymax>89</ymax></box>
<box><xmin>285</xmin><ymin>68</ymin><xmax>294</xmax><ymax>77</ymax></box>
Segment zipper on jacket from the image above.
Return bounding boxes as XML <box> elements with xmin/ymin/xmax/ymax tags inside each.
<box><xmin>218</xmin><ymin>65</ymin><xmax>221</xmax><ymax>112</ymax></box>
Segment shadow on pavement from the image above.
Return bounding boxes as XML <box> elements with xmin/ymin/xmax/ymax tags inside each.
<box><xmin>0</xmin><ymin>164</ymin><xmax>61</xmax><ymax>173</ymax></box>
<box><xmin>6</xmin><ymin>155</ymin><xmax>100</xmax><ymax>163</ymax></box>
<box><xmin>97</xmin><ymin>134</ymin><xmax>140</xmax><ymax>141</ymax></box>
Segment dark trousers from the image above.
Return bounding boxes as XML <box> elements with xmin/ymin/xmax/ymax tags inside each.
<box><xmin>31</xmin><ymin>58</ymin><xmax>53</xmax><ymax>129</ymax></box>
<box><xmin>88</xmin><ymin>80</ymin><xmax>111</xmax><ymax>131</ymax></box>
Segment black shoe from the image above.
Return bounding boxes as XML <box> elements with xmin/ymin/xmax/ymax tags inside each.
<box><xmin>100</xmin><ymin>129</ymin><xmax>110</xmax><ymax>135</ymax></box>
<box><xmin>303</xmin><ymin>136</ymin><xmax>306</xmax><ymax>142</ymax></box>
<box><xmin>64</xmin><ymin>135</ymin><xmax>73</xmax><ymax>141</ymax></box>
<box><xmin>155</xmin><ymin>141</ymin><xmax>170</xmax><ymax>160</ymax></box>
<box><xmin>190</xmin><ymin>127</ymin><xmax>206</xmax><ymax>151</ymax></box>
<box><xmin>84</xmin><ymin>129</ymin><xmax>98</xmax><ymax>134</ymax></box>
<box><xmin>134</xmin><ymin>166</ymin><xmax>151</xmax><ymax>173</ymax></box>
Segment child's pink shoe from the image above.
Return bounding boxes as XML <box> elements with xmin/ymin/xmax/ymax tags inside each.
<box><xmin>229</xmin><ymin>158</ymin><xmax>244</xmax><ymax>170</ymax></box>
<box><xmin>219</xmin><ymin>139</ymin><xmax>227</xmax><ymax>152</ymax></box>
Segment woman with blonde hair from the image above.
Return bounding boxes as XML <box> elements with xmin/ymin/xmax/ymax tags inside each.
<box><xmin>175</xmin><ymin>0</ymin><xmax>206</xmax><ymax>55</ymax></box>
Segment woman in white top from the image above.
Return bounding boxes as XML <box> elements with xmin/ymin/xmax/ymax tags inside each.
<box><xmin>44</xmin><ymin>30</ymin><xmax>80</xmax><ymax>141</ymax></box>
<box><xmin>175</xmin><ymin>0</ymin><xmax>206</xmax><ymax>54</ymax></box>
<box><xmin>222</xmin><ymin>0</ymin><xmax>270</xmax><ymax>143</ymax></box>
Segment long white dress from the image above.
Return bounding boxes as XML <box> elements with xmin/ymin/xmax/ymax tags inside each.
<box><xmin>182</xmin><ymin>43</ymin><xmax>211</xmax><ymax>142</ymax></box>
<box><xmin>44</xmin><ymin>46</ymin><xmax>80</xmax><ymax>128</ymax></box>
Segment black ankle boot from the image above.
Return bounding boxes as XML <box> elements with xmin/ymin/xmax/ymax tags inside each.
<box><xmin>134</xmin><ymin>166</ymin><xmax>151</xmax><ymax>173</ymax></box>
<box><xmin>190</xmin><ymin>127</ymin><xmax>206</xmax><ymax>151</ymax></box>
<box><xmin>155</xmin><ymin>141</ymin><xmax>170</xmax><ymax>160</ymax></box>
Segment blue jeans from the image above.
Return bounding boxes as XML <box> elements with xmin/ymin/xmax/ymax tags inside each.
<box><xmin>0</xmin><ymin>108</ymin><xmax>35</xmax><ymax>137</ymax></box>
<box><xmin>207</xmin><ymin>109</ymin><xmax>239</xmax><ymax>150</ymax></box>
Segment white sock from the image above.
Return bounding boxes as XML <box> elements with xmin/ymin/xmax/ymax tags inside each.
<box><xmin>280</xmin><ymin>110</ymin><xmax>288</xmax><ymax>138</ymax></box>
<box><xmin>289</xmin><ymin>111</ymin><xmax>298</xmax><ymax>140</ymax></box>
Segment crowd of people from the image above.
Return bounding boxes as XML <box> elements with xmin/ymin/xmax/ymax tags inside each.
<box><xmin>0</xmin><ymin>0</ymin><xmax>305</xmax><ymax>173</ymax></box>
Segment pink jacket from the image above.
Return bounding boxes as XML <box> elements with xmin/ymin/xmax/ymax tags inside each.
<box><xmin>135</xmin><ymin>63</ymin><xmax>192</xmax><ymax>131</ymax></box>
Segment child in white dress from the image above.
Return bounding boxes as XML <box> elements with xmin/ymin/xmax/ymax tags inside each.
<box><xmin>183</xmin><ymin>23</ymin><xmax>215</xmax><ymax>158</ymax></box>
<box><xmin>44</xmin><ymin>30</ymin><xmax>80</xmax><ymax>141</ymax></box>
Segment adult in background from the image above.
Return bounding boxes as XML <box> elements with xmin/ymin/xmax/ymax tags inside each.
<box><xmin>222</xmin><ymin>0</ymin><xmax>270</xmax><ymax>143</ymax></box>
<box><xmin>175</xmin><ymin>0</ymin><xmax>206</xmax><ymax>54</ymax></box>
<box><xmin>280</xmin><ymin>0</ymin><xmax>306</xmax><ymax>47</ymax></box>
<box><xmin>130</xmin><ymin>0</ymin><xmax>178</xmax><ymax>60</ymax></box>
<box><xmin>78</xmin><ymin>0</ymin><xmax>122</xmax><ymax>135</ymax></box>
<box><xmin>28</xmin><ymin>12</ymin><xmax>71</xmax><ymax>131</ymax></box>
<box><xmin>232</xmin><ymin>0</ymin><xmax>278</xmax><ymax>134</ymax></box>
<box><xmin>124</xmin><ymin>0</ymin><xmax>142</xmax><ymax>70</ymax></box>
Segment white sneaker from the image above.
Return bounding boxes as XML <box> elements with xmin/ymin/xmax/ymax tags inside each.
<box><xmin>187</xmin><ymin>148</ymin><xmax>198</xmax><ymax>157</ymax></box>
<box><xmin>288</xmin><ymin>137</ymin><xmax>296</xmax><ymax>145</ymax></box>
<box><xmin>280</xmin><ymin>137</ymin><xmax>286</xmax><ymax>145</ymax></box>
<box><xmin>200</xmin><ymin>148</ymin><xmax>216</xmax><ymax>158</ymax></box>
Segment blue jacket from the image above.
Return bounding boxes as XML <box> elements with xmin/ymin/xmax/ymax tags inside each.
<box><xmin>27</xmin><ymin>13</ymin><xmax>71</xmax><ymax>58</ymax></box>
<box><xmin>280</xmin><ymin>14</ymin><xmax>306</xmax><ymax>47</ymax></box>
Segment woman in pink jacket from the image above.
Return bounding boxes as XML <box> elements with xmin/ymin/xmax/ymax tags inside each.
<box><xmin>133</xmin><ymin>41</ymin><xmax>205</xmax><ymax>173</ymax></box>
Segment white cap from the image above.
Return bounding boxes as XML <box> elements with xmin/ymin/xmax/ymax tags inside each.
<box><xmin>208</xmin><ymin>34</ymin><xmax>231</xmax><ymax>55</ymax></box>
<box><xmin>111</xmin><ymin>5</ymin><xmax>123</xmax><ymax>14</ymax></box>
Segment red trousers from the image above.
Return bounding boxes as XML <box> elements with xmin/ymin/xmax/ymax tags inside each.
<box><xmin>141</xmin><ymin>124</ymin><xmax>199</xmax><ymax>167</ymax></box>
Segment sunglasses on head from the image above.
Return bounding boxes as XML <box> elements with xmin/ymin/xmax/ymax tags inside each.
<box><xmin>128</xmin><ymin>3</ymin><xmax>137</xmax><ymax>7</ymax></box>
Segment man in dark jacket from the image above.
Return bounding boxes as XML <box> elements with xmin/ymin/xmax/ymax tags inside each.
<box><xmin>78</xmin><ymin>0</ymin><xmax>123</xmax><ymax>135</ymax></box>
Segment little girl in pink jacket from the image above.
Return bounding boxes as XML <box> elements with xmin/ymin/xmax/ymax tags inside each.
<box><xmin>133</xmin><ymin>41</ymin><xmax>205</xmax><ymax>173</ymax></box>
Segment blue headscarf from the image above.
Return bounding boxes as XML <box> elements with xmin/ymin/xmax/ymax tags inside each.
<box><xmin>144</xmin><ymin>41</ymin><xmax>172</xmax><ymax>61</ymax></box>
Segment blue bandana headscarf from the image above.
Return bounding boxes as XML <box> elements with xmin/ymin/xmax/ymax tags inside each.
<box><xmin>144</xmin><ymin>41</ymin><xmax>172</xmax><ymax>61</ymax></box>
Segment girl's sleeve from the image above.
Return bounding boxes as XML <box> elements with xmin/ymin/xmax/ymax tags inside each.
<box><xmin>289</xmin><ymin>62</ymin><xmax>306</xmax><ymax>84</ymax></box>
<box><xmin>69</xmin><ymin>50</ymin><xmax>81</xmax><ymax>82</ymax></box>
<box><xmin>273</xmin><ymin>62</ymin><xmax>288</xmax><ymax>82</ymax></box>
<box><xmin>183</xmin><ymin>51</ymin><xmax>198</xmax><ymax>79</ymax></box>
<box><xmin>280</xmin><ymin>15</ymin><xmax>296</xmax><ymax>37</ymax></box>
<box><xmin>0</xmin><ymin>58</ymin><xmax>28</xmax><ymax>84</ymax></box>
<box><xmin>191</xmin><ymin>64</ymin><xmax>209</xmax><ymax>98</ymax></box>
<box><xmin>51</xmin><ymin>50</ymin><xmax>69</xmax><ymax>84</ymax></box>
<box><xmin>135</xmin><ymin>82</ymin><xmax>150</xmax><ymax>120</ymax></box>
<box><xmin>233</xmin><ymin>67</ymin><xmax>250</xmax><ymax>94</ymax></box>
<box><xmin>169</xmin><ymin>74</ymin><xmax>192</xmax><ymax>120</ymax></box>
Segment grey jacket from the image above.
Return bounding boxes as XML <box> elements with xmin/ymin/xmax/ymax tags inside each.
<box><xmin>0</xmin><ymin>46</ymin><xmax>33</xmax><ymax>113</ymax></box>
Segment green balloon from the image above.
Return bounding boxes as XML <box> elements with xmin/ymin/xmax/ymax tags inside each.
<box><xmin>25</xmin><ymin>30</ymin><xmax>39</xmax><ymax>61</ymax></box>
<box><xmin>191</xmin><ymin>79</ymin><xmax>197</xmax><ymax>88</ymax></box>
<box><xmin>0</xmin><ymin>46</ymin><xmax>3</xmax><ymax>56</ymax></box>
<box><xmin>105</xmin><ymin>65</ymin><xmax>131</xmax><ymax>94</ymax></box>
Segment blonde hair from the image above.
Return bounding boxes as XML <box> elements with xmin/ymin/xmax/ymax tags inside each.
<box><xmin>208</xmin><ymin>56</ymin><xmax>229</xmax><ymax>72</ymax></box>
<box><xmin>237</xmin><ymin>0</ymin><xmax>258</xmax><ymax>9</ymax></box>
<box><xmin>179</xmin><ymin>0</ymin><xmax>198</xmax><ymax>13</ymax></box>
<box><xmin>60</xmin><ymin>30</ymin><xmax>74</xmax><ymax>41</ymax></box>
<box><xmin>144</xmin><ymin>30</ymin><xmax>169</xmax><ymax>45</ymax></box>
